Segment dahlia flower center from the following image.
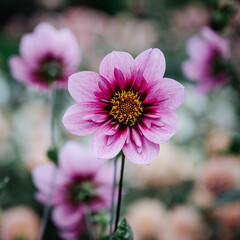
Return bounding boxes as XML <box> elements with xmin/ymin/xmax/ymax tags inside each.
<box><xmin>71</xmin><ymin>181</ymin><xmax>95</xmax><ymax>204</ymax></box>
<box><xmin>210</xmin><ymin>52</ymin><xmax>226</xmax><ymax>77</ymax></box>
<box><xmin>38</xmin><ymin>58</ymin><xmax>62</xmax><ymax>82</ymax></box>
<box><xmin>110</xmin><ymin>90</ymin><xmax>143</xmax><ymax>126</ymax></box>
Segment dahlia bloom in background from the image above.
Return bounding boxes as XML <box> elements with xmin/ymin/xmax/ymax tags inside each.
<box><xmin>0</xmin><ymin>206</ymin><xmax>41</xmax><ymax>240</ymax></box>
<box><xmin>182</xmin><ymin>27</ymin><xmax>230</xmax><ymax>93</ymax></box>
<box><xmin>126</xmin><ymin>199</ymin><xmax>166</xmax><ymax>240</ymax></box>
<box><xmin>162</xmin><ymin>205</ymin><xmax>207</xmax><ymax>240</ymax></box>
<box><xmin>192</xmin><ymin>156</ymin><xmax>240</xmax><ymax>208</ymax></box>
<box><xmin>63</xmin><ymin>48</ymin><xmax>185</xmax><ymax>164</ymax></box>
<box><xmin>9</xmin><ymin>22</ymin><xmax>81</xmax><ymax>90</ymax></box>
<box><xmin>32</xmin><ymin>141</ymin><xmax>114</xmax><ymax>238</ymax></box>
<box><xmin>213</xmin><ymin>201</ymin><xmax>240</xmax><ymax>239</ymax></box>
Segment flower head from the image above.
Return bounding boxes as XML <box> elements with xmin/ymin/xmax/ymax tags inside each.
<box><xmin>32</xmin><ymin>141</ymin><xmax>114</xmax><ymax>238</ymax></box>
<box><xmin>162</xmin><ymin>205</ymin><xmax>207</xmax><ymax>240</ymax></box>
<box><xmin>182</xmin><ymin>27</ymin><xmax>230</xmax><ymax>93</ymax></box>
<box><xmin>63</xmin><ymin>48</ymin><xmax>185</xmax><ymax>164</ymax></box>
<box><xmin>126</xmin><ymin>199</ymin><xmax>166</xmax><ymax>240</ymax></box>
<box><xmin>196</xmin><ymin>157</ymin><xmax>240</xmax><ymax>196</ymax></box>
<box><xmin>0</xmin><ymin>206</ymin><xmax>40</xmax><ymax>240</ymax></box>
<box><xmin>9</xmin><ymin>22</ymin><xmax>81</xmax><ymax>90</ymax></box>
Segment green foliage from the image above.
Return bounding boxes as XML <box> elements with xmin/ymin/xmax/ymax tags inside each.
<box><xmin>215</xmin><ymin>190</ymin><xmax>240</xmax><ymax>207</ymax></box>
<box><xmin>210</xmin><ymin>4</ymin><xmax>235</xmax><ymax>31</ymax></box>
<box><xmin>92</xmin><ymin>212</ymin><xmax>108</xmax><ymax>228</ymax></box>
<box><xmin>112</xmin><ymin>219</ymin><xmax>133</xmax><ymax>240</ymax></box>
<box><xmin>0</xmin><ymin>177</ymin><xmax>9</xmax><ymax>196</ymax></box>
<box><xmin>47</xmin><ymin>147</ymin><xmax>58</xmax><ymax>163</ymax></box>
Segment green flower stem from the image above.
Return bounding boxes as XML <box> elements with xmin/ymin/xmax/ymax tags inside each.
<box><xmin>114</xmin><ymin>154</ymin><xmax>125</xmax><ymax>232</ymax></box>
<box><xmin>40</xmin><ymin>84</ymin><xmax>57</xmax><ymax>240</ymax></box>
<box><xmin>84</xmin><ymin>206</ymin><xmax>95</xmax><ymax>240</ymax></box>
<box><xmin>109</xmin><ymin>156</ymin><xmax>118</xmax><ymax>237</ymax></box>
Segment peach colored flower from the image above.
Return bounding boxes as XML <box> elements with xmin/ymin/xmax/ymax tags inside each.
<box><xmin>162</xmin><ymin>205</ymin><xmax>208</xmax><ymax>240</ymax></box>
<box><xmin>172</xmin><ymin>5</ymin><xmax>210</xmax><ymax>30</ymax></box>
<box><xmin>0</xmin><ymin>206</ymin><xmax>40</xmax><ymax>240</ymax></box>
<box><xmin>192</xmin><ymin>156</ymin><xmax>240</xmax><ymax>208</ymax></box>
<box><xmin>126</xmin><ymin>199</ymin><xmax>166</xmax><ymax>240</ymax></box>
<box><xmin>197</xmin><ymin>157</ymin><xmax>240</xmax><ymax>195</ymax></box>
<box><xmin>213</xmin><ymin>201</ymin><xmax>240</xmax><ymax>240</ymax></box>
<box><xmin>205</xmin><ymin>128</ymin><xmax>232</xmax><ymax>155</ymax></box>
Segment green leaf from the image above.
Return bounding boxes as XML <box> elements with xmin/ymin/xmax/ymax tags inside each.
<box><xmin>47</xmin><ymin>147</ymin><xmax>58</xmax><ymax>163</ymax></box>
<box><xmin>0</xmin><ymin>177</ymin><xmax>9</xmax><ymax>196</ymax></box>
<box><xmin>215</xmin><ymin>190</ymin><xmax>240</xmax><ymax>207</ymax></box>
<box><xmin>112</xmin><ymin>219</ymin><xmax>133</xmax><ymax>240</ymax></box>
<box><xmin>99</xmin><ymin>236</ymin><xmax>110</xmax><ymax>240</ymax></box>
<box><xmin>92</xmin><ymin>213</ymin><xmax>108</xmax><ymax>227</ymax></box>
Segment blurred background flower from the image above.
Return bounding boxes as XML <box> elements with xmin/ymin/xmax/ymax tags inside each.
<box><xmin>0</xmin><ymin>206</ymin><xmax>41</xmax><ymax>240</ymax></box>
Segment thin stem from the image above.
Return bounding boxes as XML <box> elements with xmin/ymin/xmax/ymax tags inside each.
<box><xmin>50</xmin><ymin>85</ymin><xmax>56</xmax><ymax>147</ymax></box>
<box><xmin>114</xmin><ymin>154</ymin><xmax>125</xmax><ymax>232</ymax></box>
<box><xmin>39</xmin><ymin>85</ymin><xmax>57</xmax><ymax>240</ymax></box>
<box><xmin>84</xmin><ymin>206</ymin><xmax>95</xmax><ymax>240</ymax></box>
<box><xmin>109</xmin><ymin>157</ymin><xmax>118</xmax><ymax>237</ymax></box>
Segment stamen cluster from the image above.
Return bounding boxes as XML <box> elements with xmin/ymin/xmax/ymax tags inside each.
<box><xmin>110</xmin><ymin>90</ymin><xmax>143</xmax><ymax>126</ymax></box>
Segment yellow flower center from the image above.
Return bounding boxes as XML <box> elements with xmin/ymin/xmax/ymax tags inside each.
<box><xmin>110</xmin><ymin>90</ymin><xmax>143</xmax><ymax>126</ymax></box>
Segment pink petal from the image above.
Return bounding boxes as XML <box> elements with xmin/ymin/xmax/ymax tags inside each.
<box><xmin>33</xmin><ymin>22</ymin><xmax>60</xmax><ymax>55</ymax></box>
<box><xmin>202</xmin><ymin>27</ymin><xmax>230</xmax><ymax>58</ymax></box>
<box><xmin>92</xmin><ymin>123</ymin><xmax>129</xmax><ymax>159</ymax></box>
<box><xmin>32</xmin><ymin>162</ymin><xmax>57</xmax><ymax>198</ymax></box>
<box><xmin>57</xmin><ymin>28</ymin><xmax>81</xmax><ymax>69</ymax></box>
<box><xmin>52</xmin><ymin>204</ymin><xmax>83</xmax><ymax>229</ymax></box>
<box><xmin>123</xmin><ymin>136</ymin><xmax>159</xmax><ymax>164</ymax></box>
<box><xmin>60</xmin><ymin>230</ymin><xmax>80</xmax><ymax>240</ymax></box>
<box><xmin>186</xmin><ymin>36</ymin><xmax>209</xmax><ymax>61</ymax></box>
<box><xmin>19</xmin><ymin>23</ymin><xmax>57</xmax><ymax>65</ymax></box>
<box><xmin>139</xmin><ymin>111</ymin><xmax>178</xmax><ymax>144</ymax></box>
<box><xmin>68</xmin><ymin>71</ymin><xmax>101</xmax><ymax>103</ymax></box>
<box><xmin>62</xmin><ymin>103</ymin><xmax>100</xmax><ymax>136</ymax></box>
<box><xmin>99</xmin><ymin>51</ymin><xmax>135</xmax><ymax>83</ymax></box>
<box><xmin>94</xmin><ymin>162</ymin><xmax>114</xmax><ymax>185</ymax></box>
<box><xmin>59</xmin><ymin>141</ymin><xmax>98</xmax><ymax>177</ymax></box>
<box><xmin>92</xmin><ymin>186</ymin><xmax>113</xmax><ymax>210</ymax></box>
<box><xmin>9</xmin><ymin>57</ymin><xmax>30</xmax><ymax>83</ymax></box>
<box><xmin>134</xmin><ymin>48</ymin><xmax>166</xmax><ymax>82</ymax></box>
<box><xmin>145</xmin><ymin>78</ymin><xmax>185</xmax><ymax>110</ymax></box>
<box><xmin>182</xmin><ymin>60</ymin><xmax>203</xmax><ymax>81</ymax></box>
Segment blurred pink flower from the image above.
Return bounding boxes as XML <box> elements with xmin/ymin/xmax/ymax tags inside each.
<box><xmin>197</xmin><ymin>157</ymin><xmax>240</xmax><ymax>195</ymax></box>
<box><xmin>63</xmin><ymin>48</ymin><xmax>185</xmax><ymax>164</ymax></box>
<box><xmin>205</xmin><ymin>128</ymin><xmax>231</xmax><ymax>155</ymax></box>
<box><xmin>172</xmin><ymin>5</ymin><xmax>210</xmax><ymax>30</ymax></box>
<box><xmin>213</xmin><ymin>201</ymin><xmax>240</xmax><ymax>240</ymax></box>
<box><xmin>192</xmin><ymin>156</ymin><xmax>240</xmax><ymax>208</ymax></box>
<box><xmin>9</xmin><ymin>22</ymin><xmax>81</xmax><ymax>90</ymax></box>
<box><xmin>162</xmin><ymin>205</ymin><xmax>208</xmax><ymax>240</ymax></box>
<box><xmin>182</xmin><ymin>27</ymin><xmax>230</xmax><ymax>93</ymax></box>
<box><xmin>126</xmin><ymin>199</ymin><xmax>166</xmax><ymax>240</ymax></box>
<box><xmin>32</xmin><ymin>141</ymin><xmax>114</xmax><ymax>238</ymax></box>
<box><xmin>0</xmin><ymin>206</ymin><xmax>40</xmax><ymax>240</ymax></box>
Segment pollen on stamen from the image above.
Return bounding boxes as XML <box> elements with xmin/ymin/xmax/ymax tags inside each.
<box><xmin>110</xmin><ymin>90</ymin><xmax>143</xmax><ymax>126</ymax></box>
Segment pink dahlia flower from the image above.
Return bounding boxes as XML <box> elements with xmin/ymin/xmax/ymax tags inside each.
<box><xmin>9</xmin><ymin>22</ymin><xmax>81</xmax><ymax>90</ymax></box>
<box><xmin>182</xmin><ymin>27</ymin><xmax>230</xmax><ymax>93</ymax></box>
<box><xmin>32</xmin><ymin>141</ymin><xmax>114</xmax><ymax>238</ymax></box>
<box><xmin>63</xmin><ymin>48</ymin><xmax>185</xmax><ymax>164</ymax></box>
